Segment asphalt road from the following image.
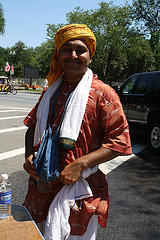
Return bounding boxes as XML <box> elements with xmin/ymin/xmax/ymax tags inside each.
<box><xmin>0</xmin><ymin>91</ymin><xmax>160</xmax><ymax>240</ymax></box>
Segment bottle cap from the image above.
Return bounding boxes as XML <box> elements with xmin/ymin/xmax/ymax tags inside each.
<box><xmin>1</xmin><ymin>174</ymin><xmax>8</xmax><ymax>181</ymax></box>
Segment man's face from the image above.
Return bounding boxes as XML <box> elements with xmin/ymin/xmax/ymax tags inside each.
<box><xmin>58</xmin><ymin>39</ymin><xmax>92</xmax><ymax>82</ymax></box>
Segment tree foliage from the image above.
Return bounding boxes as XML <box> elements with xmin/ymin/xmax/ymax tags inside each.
<box><xmin>132</xmin><ymin>0</ymin><xmax>160</xmax><ymax>69</ymax></box>
<box><xmin>0</xmin><ymin>2</ymin><xmax>5</xmax><ymax>35</ymax></box>
<box><xmin>0</xmin><ymin>41</ymin><xmax>40</xmax><ymax>77</ymax></box>
<box><xmin>10</xmin><ymin>41</ymin><xmax>37</xmax><ymax>77</ymax></box>
<box><xmin>63</xmin><ymin>2</ymin><xmax>155</xmax><ymax>83</ymax></box>
<box><xmin>0</xmin><ymin>1</ymin><xmax>159</xmax><ymax>82</ymax></box>
<box><xmin>35</xmin><ymin>41</ymin><xmax>54</xmax><ymax>78</ymax></box>
<box><xmin>132</xmin><ymin>0</ymin><xmax>160</xmax><ymax>33</ymax></box>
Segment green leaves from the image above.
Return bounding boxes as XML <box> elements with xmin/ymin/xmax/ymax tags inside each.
<box><xmin>132</xmin><ymin>0</ymin><xmax>160</xmax><ymax>69</ymax></box>
<box><xmin>0</xmin><ymin>3</ymin><xmax>5</xmax><ymax>35</ymax></box>
<box><xmin>0</xmin><ymin>1</ymin><xmax>159</xmax><ymax>81</ymax></box>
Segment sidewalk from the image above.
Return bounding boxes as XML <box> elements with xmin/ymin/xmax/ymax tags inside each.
<box><xmin>17</xmin><ymin>87</ymin><xmax>43</xmax><ymax>94</ymax></box>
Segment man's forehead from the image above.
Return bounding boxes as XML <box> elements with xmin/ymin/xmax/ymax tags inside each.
<box><xmin>62</xmin><ymin>38</ymin><xmax>87</xmax><ymax>47</ymax></box>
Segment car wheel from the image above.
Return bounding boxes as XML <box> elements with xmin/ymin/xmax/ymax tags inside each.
<box><xmin>148</xmin><ymin>121</ymin><xmax>160</xmax><ymax>154</ymax></box>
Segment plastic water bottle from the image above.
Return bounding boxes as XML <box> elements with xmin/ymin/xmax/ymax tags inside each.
<box><xmin>0</xmin><ymin>174</ymin><xmax>11</xmax><ymax>219</ymax></box>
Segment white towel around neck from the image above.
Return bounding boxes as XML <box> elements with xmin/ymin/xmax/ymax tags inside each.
<box><xmin>33</xmin><ymin>68</ymin><xmax>93</xmax><ymax>147</ymax></box>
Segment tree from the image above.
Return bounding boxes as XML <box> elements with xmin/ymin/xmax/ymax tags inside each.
<box><xmin>65</xmin><ymin>2</ymin><xmax>155</xmax><ymax>83</ymax></box>
<box><xmin>48</xmin><ymin>3</ymin><xmax>136</xmax><ymax>83</ymax></box>
<box><xmin>0</xmin><ymin>2</ymin><xmax>5</xmax><ymax>35</ymax></box>
<box><xmin>124</xmin><ymin>36</ymin><xmax>155</xmax><ymax>76</ymax></box>
<box><xmin>89</xmin><ymin>2</ymin><xmax>135</xmax><ymax>83</ymax></box>
<box><xmin>11</xmin><ymin>41</ymin><xmax>38</xmax><ymax>77</ymax></box>
<box><xmin>0</xmin><ymin>1</ymin><xmax>157</xmax><ymax>81</ymax></box>
<box><xmin>46</xmin><ymin>2</ymin><xmax>156</xmax><ymax>83</ymax></box>
<box><xmin>46</xmin><ymin>23</ymin><xmax>65</xmax><ymax>44</ymax></box>
<box><xmin>132</xmin><ymin>0</ymin><xmax>160</xmax><ymax>69</ymax></box>
<box><xmin>35</xmin><ymin>41</ymin><xmax>55</xmax><ymax>78</ymax></box>
<box><xmin>0</xmin><ymin>47</ymin><xmax>10</xmax><ymax>76</ymax></box>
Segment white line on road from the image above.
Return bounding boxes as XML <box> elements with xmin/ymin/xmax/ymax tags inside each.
<box><xmin>99</xmin><ymin>142</ymin><xmax>146</xmax><ymax>174</ymax></box>
<box><xmin>0</xmin><ymin>142</ymin><xmax>146</xmax><ymax>175</ymax></box>
<box><xmin>0</xmin><ymin>126</ymin><xmax>27</xmax><ymax>133</ymax></box>
<box><xmin>0</xmin><ymin>147</ymin><xmax>25</xmax><ymax>161</ymax></box>
<box><xmin>0</xmin><ymin>105</ymin><xmax>30</xmax><ymax>110</ymax></box>
<box><xmin>0</xmin><ymin>115</ymin><xmax>26</xmax><ymax>120</ymax></box>
<box><xmin>0</xmin><ymin>109</ymin><xmax>29</xmax><ymax>113</ymax></box>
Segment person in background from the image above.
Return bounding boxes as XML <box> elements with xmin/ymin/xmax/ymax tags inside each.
<box><xmin>23</xmin><ymin>24</ymin><xmax>132</xmax><ymax>240</ymax></box>
<box><xmin>43</xmin><ymin>78</ymin><xmax>48</xmax><ymax>89</ymax></box>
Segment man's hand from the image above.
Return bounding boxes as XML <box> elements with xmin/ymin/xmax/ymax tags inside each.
<box><xmin>24</xmin><ymin>127</ymin><xmax>38</xmax><ymax>179</ymax></box>
<box><xmin>59</xmin><ymin>147</ymin><xmax>120</xmax><ymax>185</ymax></box>
<box><xmin>59</xmin><ymin>160</ymin><xmax>84</xmax><ymax>185</ymax></box>
<box><xmin>23</xmin><ymin>154</ymin><xmax>38</xmax><ymax>179</ymax></box>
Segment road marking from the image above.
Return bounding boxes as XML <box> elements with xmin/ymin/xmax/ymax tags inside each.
<box><xmin>0</xmin><ymin>115</ymin><xmax>26</xmax><ymax>120</ymax></box>
<box><xmin>99</xmin><ymin>142</ymin><xmax>146</xmax><ymax>174</ymax></box>
<box><xmin>0</xmin><ymin>147</ymin><xmax>25</xmax><ymax>161</ymax></box>
<box><xmin>0</xmin><ymin>142</ymin><xmax>146</xmax><ymax>175</ymax></box>
<box><xmin>0</xmin><ymin>105</ymin><xmax>30</xmax><ymax>110</ymax></box>
<box><xmin>0</xmin><ymin>109</ymin><xmax>29</xmax><ymax>113</ymax></box>
<box><xmin>0</xmin><ymin>126</ymin><xmax>27</xmax><ymax>133</ymax></box>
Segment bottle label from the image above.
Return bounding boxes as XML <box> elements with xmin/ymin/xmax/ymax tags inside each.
<box><xmin>0</xmin><ymin>191</ymin><xmax>11</xmax><ymax>204</ymax></box>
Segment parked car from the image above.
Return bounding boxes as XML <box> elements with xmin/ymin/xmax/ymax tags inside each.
<box><xmin>114</xmin><ymin>71</ymin><xmax>160</xmax><ymax>154</ymax></box>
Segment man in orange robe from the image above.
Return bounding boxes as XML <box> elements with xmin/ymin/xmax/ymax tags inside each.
<box><xmin>23</xmin><ymin>24</ymin><xmax>132</xmax><ymax>239</ymax></box>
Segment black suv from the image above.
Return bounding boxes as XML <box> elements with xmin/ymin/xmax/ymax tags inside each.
<box><xmin>115</xmin><ymin>71</ymin><xmax>160</xmax><ymax>154</ymax></box>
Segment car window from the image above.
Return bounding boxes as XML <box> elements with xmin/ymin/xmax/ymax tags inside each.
<box><xmin>153</xmin><ymin>74</ymin><xmax>160</xmax><ymax>94</ymax></box>
<box><xmin>121</xmin><ymin>75</ymin><xmax>137</xmax><ymax>94</ymax></box>
<box><xmin>134</xmin><ymin>74</ymin><xmax>155</xmax><ymax>94</ymax></box>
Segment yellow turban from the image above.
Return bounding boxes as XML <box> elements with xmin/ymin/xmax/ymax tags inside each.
<box><xmin>46</xmin><ymin>24</ymin><xmax>96</xmax><ymax>86</ymax></box>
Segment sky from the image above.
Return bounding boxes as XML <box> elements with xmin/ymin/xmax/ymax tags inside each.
<box><xmin>0</xmin><ymin>0</ymin><xmax>132</xmax><ymax>49</ymax></box>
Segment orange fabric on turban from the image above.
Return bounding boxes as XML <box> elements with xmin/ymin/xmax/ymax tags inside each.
<box><xmin>46</xmin><ymin>24</ymin><xmax>96</xmax><ymax>86</ymax></box>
